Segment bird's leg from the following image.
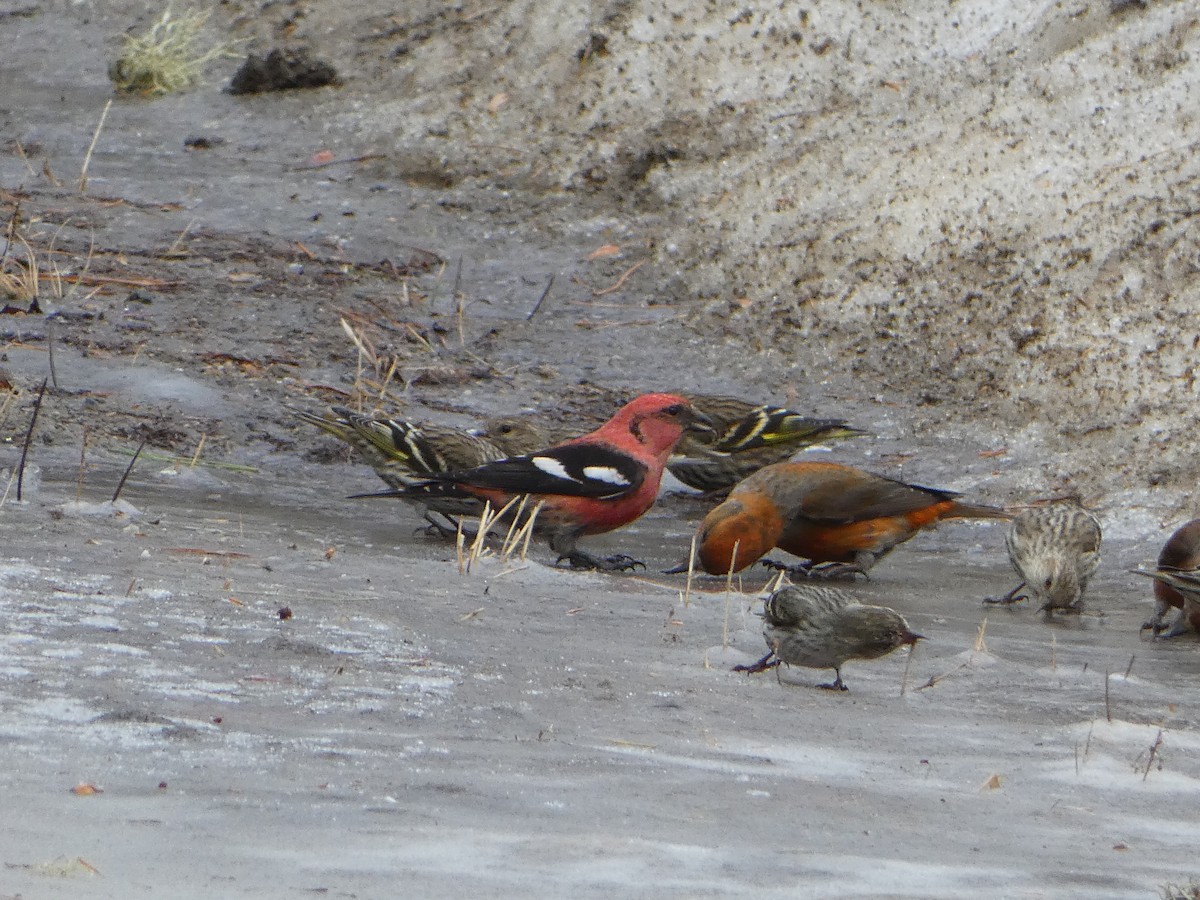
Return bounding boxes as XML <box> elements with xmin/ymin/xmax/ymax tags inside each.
<box><xmin>1155</xmin><ymin>611</ymin><xmax>1193</xmax><ymax>640</ymax></box>
<box><xmin>556</xmin><ymin>550</ymin><xmax>646</xmax><ymax>572</ymax></box>
<box><xmin>549</xmin><ymin>530</ymin><xmax>645</xmax><ymax>572</ymax></box>
<box><xmin>420</xmin><ymin>511</ymin><xmax>468</xmax><ymax>540</ymax></box>
<box><xmin>817</xmin><ymin>669</ymin><xmax>849</xmax><ymax>691</ymax></box>
<box><xmin>984</xmin><ymin>582</ymin><xmax>1027</xmax><ymax>605</ymax></box>
<box><xmin>761</xmin><ymin>557</ymin><xmax>808</xmax><ymax>574</ymax></box>
<box><xmin>808</xmin><ymin>561</ymin><xmax>869</xmax><ymax>581</ymax></box>
<box><xmin>733</xmin><ymin>651</ymin><xmax>779</xmax><ymax>675</ymax></box>
<box><xmin>1140</xmin><ymin>600</ymin><xmax>1171</xmax><ymax>635</ymax></box>
<box><xmin>761</xmin><ymin>559</ymin><xmax>866</xmax><ymax>580</ymax></box>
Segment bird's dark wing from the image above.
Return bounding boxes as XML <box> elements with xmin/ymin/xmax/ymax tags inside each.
<box><xmin>437</xmin><ymin>443</ymin><xmax>648</xmax><ymax>499</ymax></box>
<box><xmin>798</xmin><ymin>473</ymin><xmax>961</xmax><ymax>524</ymax></box>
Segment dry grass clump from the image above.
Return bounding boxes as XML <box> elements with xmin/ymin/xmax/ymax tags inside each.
<box><xmin>0</xmin><ymin>234</ymin><xmax>40</xmax><ymax>308</ymax></box>
<box><xmin>0</xmin><ymin>211</ymin><xmax>97</xmax><ymax>313</ymax></box>
<box><xmin>109</xmin><ymin>8</ymin><xmax>237</xmax><ymax>96</ymax></box>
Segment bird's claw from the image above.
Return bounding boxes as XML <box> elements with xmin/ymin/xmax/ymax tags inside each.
<box><xmin>1037</xmin><ymin>601</ymin><xmax>1085</xmax><ymax>616</ymax></box>
<box><xmin>733</xmin><ymin>652</ymin><xmax>779</xmax><ymax>674</ymax></box>
<box><xmin>983</xmin><ymin>591</ymin><xmax>1027</xmax><ymax>606</ymax></box>
<box><xmin>1141</xmin><ymin>618</ymin><xmax>1169</xmax><ymax>636</ymax></box>
<box><xmin>420</xmin><ymin>512</ymin><xmax>465</xmax><ymax>540</ymax></box>
<box><xmin>761</xmin><ymin>559</ymin><xmax>866</xmax><ymax>581</ymax></box>
<box><xmin>557</xmin><ymin>552</ymin><xmax>645</xmax><ymax>572</ymax></box>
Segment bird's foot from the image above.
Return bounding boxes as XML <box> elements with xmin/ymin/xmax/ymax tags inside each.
<box><xmin>420</xmin><ymin>512</ymin><xmax>466</xmax><ymax>540</ymax></box>
<box><xmin>732</xmin><ymin>652</ymin><xmax>779</xmax><ymax>674</ymax></box>
<box><xmin>809</xmin><ymin>561</ymin><xmax>869</xmax><ymax>580</ymax></box>
<box><xmin>1137</xmin><ymin>619</ymin><xmax>1176</xmax><ymax>638</ymax></box>
<box><xmin>557</xmin><ymin>551</ymin><xmax>646</xmax><ymax>572</ymax></box>
<box><xmin>983</xmin><ymin>584</ymin><xmax>1027</xmax><ymax>606</ymax></box>
<box><xmin>762</xmin><ymin>559</ymin><xmax>866</xmax><ymax>581</ymax></box>
<box><xmin>1152</xmin><ymin>617</ymin><xmax>1193</xmax><ymax>640</ymax></box>
<box><xmin>1037</xmin><ymin>601</ymin><xmax>1084</xmax><ymax>616</ymax></box>
<box><xmin>817</xmin><ymin>673</ymin><xmax>849</xmax><ymax>692</ymax></box>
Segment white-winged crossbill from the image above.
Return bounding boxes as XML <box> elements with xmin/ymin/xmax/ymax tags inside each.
<box><xmin>684</xmin><ymin>460</ymin><xmax>1009</xmax><ymax>577</ymax></box>
<box><xmin>1131</xmin><ymin>518</ymin><xmax>1200</xmax><ymax>637</ymax></box>
<box><xmin>358</xmin><ymin>393</ymin><xmax>713</xmax><ymax>571</ymax></box>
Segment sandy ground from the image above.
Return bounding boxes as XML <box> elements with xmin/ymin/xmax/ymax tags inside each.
<box><xmin>2</xmin><ymin>1</ymin><xmax>1200</xmax><ymax>898</ymax></box>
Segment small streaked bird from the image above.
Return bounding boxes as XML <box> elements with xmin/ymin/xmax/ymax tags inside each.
<box><xmin>1131</xmin><ymin>518</ymin><xmax>1200</xmax><ymax>637</ymax></box>
<box><xmin>734</xmin><ymin>584</ymin><xmax>923</xmax><ymax>691</ymax></box>
<box><xmin>986</xmin><ymin>501</ymin><xmax>1102</xmax><ymax>614</ymax></box>
<box><xmin>298</xmin><ymin>406</ymin><xmax>562</xmax><ymax>531</ymax></box>
<box><xmin>354</xmin><ymin>393</ymin><xmax>713</xmax><ymax>571</ymax></box>
<box><xmin>667</xmin><ymin>394</ymin><xmax>865</xmax><ymax>494</ymax></box>
<box><xmin>298</xmin><ymin>406</ymin><xmax>516</xmax><ymax>488</ymax></box>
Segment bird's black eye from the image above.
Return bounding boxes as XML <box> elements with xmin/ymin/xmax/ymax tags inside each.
<box><xmin>663</xmin><ymin>403</ymin><xmax>684</xmax><ymax>416</ymax></box>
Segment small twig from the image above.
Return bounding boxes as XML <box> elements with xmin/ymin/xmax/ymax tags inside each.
<box><xmin>1105</xmin><ymin>669</ymin><xmax>1112</xmax><ymax>723</ymax></box>
<box><xmin>292</xmin><ymin>152</ymin><xmax>386</xmax><ymax>171</ymax></box>
<box><xmin>376</xmin><ymin>356</ymin><xmax>399</xmax><ymax>407</ymax></box>
<box><xmin>590</xmin><ymin>259</ymin><xmax>648</xmax><ymax>297</ymax></box>
<box><xmin>46</xmin><ymin>315</ymin><xmax>58</xmax><ymax>389</ymax></box>
<box><xmin>1142</xmin><ymin>729</ymin><xmax>1163</xmax><ymax>782</ymax></box>
<box><xmin>112</xmin><ymin>438</ymin><xmax>147</xmax><ymax>503</ymax></box>
<box><xmin>517</xmin><ymin>500</ymin><xmax>541</xmax><ymax>561</ymax></box>
<box><xmin>78</xmin><ymin>99</ymin><xmax>113</xmax><ymax>194</ymax></box>
<box><xmin>109</xmin><ymin>445</ymin><xmax>256</xmax><ymax>473</ymax></box>
<box><xmin>901</xmin><ymin>638</ymin><xmax>916</xmax><ymax>697</ymax></box>
<box><xmin>456</xmin><ymin>290</ymin><xmax>467</xmax><ymax>347</ymax></box>
<box><xmin>189</xmin><ymin>434</ymin><xmax>207</xmax><ymax>468</ymax></box>
<box><xmin>2</xmin><ymin>200</ymin><xmax>20</xmax><ymax>269</ymax></box>
<box><xmin>12</xmin><ymin>140</ymin><xmax>36</xmax><ymax>177</ymax></box>
<box><xmin>16</xmin><ymin>377</ymin><xmax>48</xmax><ymax>502</ymax></box>
<box><xmin>591</xmin><ymin>259</ymin><xmax>646</xmax><ymax>297</ymax></box>
<box><xmin>526</xmin><ymin>274</ymin><xmax>555</xmax><ymax>321</ymax></box>
<box><xmin>47</xmin><ymin>273</ymin><xmax>181</xmax><ymax>289</ymax></box>
<box><xmin>165</xmin><ymin>219</ymin><xmax>197</xmax><ymax>257</ymax></box>
<box><xmin>455</xmin><ymin>521</ymin><xmax>467</xmax><ymax>575</ymax></box>
<box><xmin>0</xmin><ymin>387</ymin><xmax>16</xmax><ymax>430</ymax></box>
<box><xmin>766</xmin><ymin>567</ymin><xmax>788</xmax><ymax>593</ymax></box>
<box><xmin>973</xmin><ymin>616</ymin><xmax>988</xmax><ymax>653</ymax></box>
<box><xmin>577</xmin><ymin>312</ymin><xmax>690</xmax><ymax>330</ymax></box>
<box><xmin>1123</xmin><ymin>653</ymin><xmax>1136</xmax><ymax>678</ymax></box>
<box><xmin>721</xmin><ymin>540</ymin><xmax>740</xmax><ymax>650</ymax></box>
<box><xmin>682</xmin><ymin>532</ymin><xmax>696</xmax><ymax>608</ymax></box>
<box><xmin>498</xmin><ymin>495</ymin><xmax>529</xmax><ymax>557</ymax></box>
<box><xmin>0</xmin><ymin>465</ymin><xmax>16</xmax><ymax>507</ymax></box>
<box><xmin>75</xmin><ymin>422</ymin><xmax>88</xmax><ymax>500</ymax></box>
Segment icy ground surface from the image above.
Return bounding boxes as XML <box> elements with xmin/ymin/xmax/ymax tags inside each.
<box><xmin>1</xmin><ymin>458</ymin><xmax>1197</xmax><ymax>898</ymax></box>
